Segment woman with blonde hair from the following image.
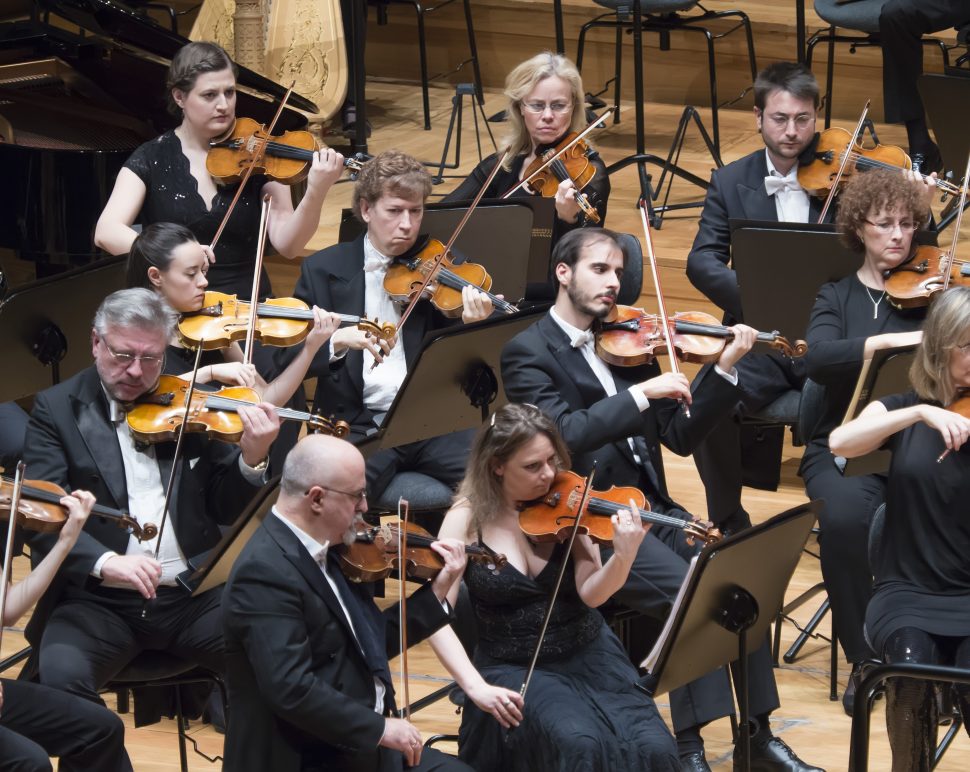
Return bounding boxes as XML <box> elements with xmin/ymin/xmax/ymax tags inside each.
<box><xmin>445</xmin><ymin>52</ymin><xmax>609</xmax><ymax>244</ymax></box>
<box><xmin>830</xmin><ymin>286</ymin><xmax>970</xmax><ymax>771</ymax></box>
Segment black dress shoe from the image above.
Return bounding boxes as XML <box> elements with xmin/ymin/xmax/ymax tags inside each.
<box><xmin>734</xmin><ymin>735</ymin><xmax>825</xmax><ymax>771</ymax></box>
<box><xmin>680</xmin><ymin>751</ymin><xmax>712</xmax><ymax>772</ymax></box>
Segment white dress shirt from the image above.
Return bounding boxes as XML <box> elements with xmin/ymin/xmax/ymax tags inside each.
<box><xmin>764</xmin><ymin>150</ymin><xmax>811</xmax><ymax>224</ymax></box>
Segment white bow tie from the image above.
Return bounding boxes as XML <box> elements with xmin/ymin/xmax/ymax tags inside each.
<box><xmin>764</xmin><ymin>175</ymin><xmax>802</xmax><ymax>196</ymax></box>
<box><xmin>570</xmin><ymin>329</ymin><xmax>595</xmax><ymax>349</ymax></box>
<box><xmin>364</xmin><ymin>254</ymin><xmax>392</xmax><ymax>273</ymax></box>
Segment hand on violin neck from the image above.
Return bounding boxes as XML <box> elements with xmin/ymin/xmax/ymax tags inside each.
<box><xmin>237</xmin><ymin>402</ymin><xmax>281</xmax><ymax>468</ymax></box>
<box><xmin>305</xmin><ymin>147</ymin><xmax>345</xmax><ymax>196</ymax></box>
<box><xmin>906</xmin><ymin>167</ymin><xmax>938</xmax><ymax>214</ymax></box>
<box><xmin>331</xmin><ymin>326</ymin><xmax>393</xmax><ymax>363</ymax></box>
<box><xmin>303</xmin><ymin>308</ymin><xmax>342</xmax><ymax>354</ymax></box>
<box><xmin>101</xmin><ymin>554</ymin><xmax>162</xmax><ymax>599</ymax></box>
<box><xmin>639</xmin><ymin>372</ymin><xmax>692</xmax><ymax>404</ymax></box>
<box><xmin>56</xmin><ymin>489</ymin><xmax>96</xmax><ymax>548</ymax></box>
<box><xmin>554</xmin><ymin>178</ymin><xmax>581</xmax><ymax>224</ymax></box>
<box><xmin>429</xmin><ymin>537</ymin><xmax>468</xmax><ymax>603</ymax></box>
<box><xmin>460</xmin><ymin>285</ymin><xmax>494</xmax><ymax>324</ymax></box>
<box><xmin>610</xmin><ymin>500</ymin><xmax>650</xmax><ymax>564</ymax></box>
<box><xmin>716</xmin><ymin>324</ymin><xmax>758</xmax><ymax>373</ymax></box>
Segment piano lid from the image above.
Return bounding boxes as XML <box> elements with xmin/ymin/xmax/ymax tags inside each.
<box><xmin>33</xmin><ymin>0</ymin><xmax>319</xmax><ymax>114</ymax></box>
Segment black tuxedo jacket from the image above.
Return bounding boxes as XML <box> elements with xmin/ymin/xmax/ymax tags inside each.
<box><xmin>222</xmin><ymin>514</ymin><xmax>451</xmax><ymax>772</ymax></box>
<box><xmin>283</xmin><ymin>235</ymin><xmax>453</xmax><ymax>436</ymax></box>
<box><xmin>500</xmin><ymin>313</ymin><xmax>742</xmax><ymax>510</ymax></box>
<box><xmin>686</xmin><ymin>149</ymin><xmax>831</xmax><ymax>323</ymax></box>
<box><xmin>21</xmin><ymin>365</ymin><xmax>261</xmax><ymax>636</ymax></box>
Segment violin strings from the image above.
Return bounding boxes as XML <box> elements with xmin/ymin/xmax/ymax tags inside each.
<box><xmin>585</xmin><ymin>496</ymin><xmax>691</xmax><ymax>529</ymax></box>
<box><xmin>839</xmin><ymin>150</ymin><xmax>961</xmax><ymax>194</ymax></box>
<box><xmin>2</xmin><ymin>479</ymin><xmax>127</xmax><ymax>521</ymax></box>
<box><xmin>422</xmin><ymin>263</ymin><xmax>517</xmax><ymax>313</ymax></box>
<box><xmin>254</xmin><ymin>302</ymin><xmax>360</xmax><ymax>325</ymax></box>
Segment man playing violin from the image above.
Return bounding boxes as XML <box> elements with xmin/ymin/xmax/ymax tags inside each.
<box><xmin>222</xmin><ymin>433</ymin><xmax>471</xmax><ymax>772</ymax></box>
<box><xmin>501</xmin><ymin>228</ymin><xmax>823</xmax><ymax>772</ymax></box>
<box><xmin>280</xmin><ymin>149</ymin><xmax>494</xmax><ymax>500</ymax></box>
<box><xmin>21</xmin><ymin>288</ymin><xmax>280</xmax><ymax>714</ymax></box>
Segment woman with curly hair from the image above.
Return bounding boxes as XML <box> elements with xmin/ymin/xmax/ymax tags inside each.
<box><xmin>800</xmin><ymin>167</ymin><xmax>931</xmax><ymax>712</ymax></box>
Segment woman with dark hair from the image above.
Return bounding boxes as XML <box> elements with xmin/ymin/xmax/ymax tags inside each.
<box><xmin>445</xmin><ymin>52</ymin><xmax>609</xmax><ymax>245</ymax></box>
<box><xmin>427</xmin><ymin>403</ymin><xmax>678</xmax><ymax>772</ymax></box>
<box><xmin>830</xmin><ymin>286</ymin><xmax>970</xmax><ymax>772</ymax></box>
<box><xmin>800</xmin><ymin>168</ymin><xmax>929</xmax><ymax>711</ymax></box>
<box><xmin>126</xmin><ymin>222</ymin><xmax>339</xmax><ymax>406</ymax></box>
<box><xmin>96</xmin><ymin>41</ymin><xmax>344</xmax><ymax>299</ymax></box>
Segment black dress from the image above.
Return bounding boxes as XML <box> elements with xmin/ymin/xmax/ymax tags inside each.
<box><xmin>798</xmin><ymin>274</ymin><xmax>926</xmax><ymax>663</ymax></box>
<box><xmin>444</xmin><ymin>140</ymin><xmax>610</xmax><ymax>247</ymax></box>
<box><xmin>123</xmin><ymin>131</ymin><xmax>271</xmax><ymax>299</ymax></box>
<box><xmin>865</xmin><ymin>391</ymin><xmax>970</xmax><ymax>654</ymax></box>
<box><xmin>457</xmin><ymin>541</ymin><xmax>678</xmax><ymax>772</ymax></box>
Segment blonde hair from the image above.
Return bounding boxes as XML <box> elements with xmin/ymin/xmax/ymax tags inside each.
<box><xmin>457</xmin><ymin>403</ymin><xmax>570</xmax><ymax>537</ymax></box>
<box><xmin>909</xmin><ymin>286</ymin><xmax>970</xmax><ymax>404</ymax></box>
<box><xmin>502</xmin><ymin>52</ymin><xmax>587</xmax><ymax>171</ymax></box>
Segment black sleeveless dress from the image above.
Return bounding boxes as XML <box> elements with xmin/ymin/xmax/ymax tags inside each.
<box><xmin>458</xmin><ymin>541</ymin><xmax>678</xmax><ymax>772</ymax></box>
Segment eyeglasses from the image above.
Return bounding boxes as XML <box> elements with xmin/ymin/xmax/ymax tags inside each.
<box><xmin>865</xmin><ymin>219</ymin><xmax>918</xmax><ymax>234</ymax></box>
<box><xmin>762</xmin><ymin>112</ymin><xmax>815</xmax><ymax>130</ymax></box>
<box><xmin>955</xmin><ymin>342</ymin><xmax>970</xmax><ymax>355</ymax></box>
<box><xmin>306</xmin><ymin>485</ymin><xmax>368</xmax><ymax>505</ymax></box>
<box><xmin>101</xmin><ymin>339</ymin><xmax>164</xmax><ymax>370</ymax></box>
<box><xmin>521</xmin><ymin>101</ymin><xmax>572</xmax><ymax>115</ymax></box>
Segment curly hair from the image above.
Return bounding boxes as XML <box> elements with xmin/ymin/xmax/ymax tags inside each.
<box><xmin>910</xmin><ymin>286</ymin><xmax>970</xmax><ymax>404</ymax></box>
<box><xmin>836</xmin><ymin>169</ymin><xmax>929</xmax><ymax>254</ymax></box>
<box><xmin>457</xmin><ymin>403</ymin><xmax>570</xmax><ymax>538</ymax></box>
<box><xmin>350</xmin><ymin>149</ymin><xmax>432</xmax><ymax>220</ymax></box>
<box><xmin>501</xmin><ymin>52</ymin><xmax>588</xmax><ymax>171</ymax></box>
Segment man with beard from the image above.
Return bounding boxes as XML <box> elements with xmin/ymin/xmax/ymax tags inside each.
<box><xmin>222</xmin><ymin>434</ymin><xmax>472</xmax><ymax>772</ymax></box>
<box><xmin>501</xmin><ymin>228</ymin><xmax>823</xmax><ymax>772</ymax></box>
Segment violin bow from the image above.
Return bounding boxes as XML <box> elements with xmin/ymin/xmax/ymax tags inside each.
<box><xmin>393</xmin><ymin>147</ymin><xmax>512</xmax><ymax>340</ymax></box>
<box><xmin>141</xmin><ymin>342</ymin><xmax>206</xmax><ymax>617</ymax></box>
<box><xmin>817</xmin><ymin>100</ymin><xmax>870</xmax><ymax>224</ymax></box>
<box><xmin>209</xmin><ymin>83</ymin><xmax>295</xmax><ymax>253</ymax></box>
<box><xmin>0</xmin><ymin>461</ymin><xmax>26</xmax><ymax>652</ymax></box>
<box><xmin>501</xmin><ymin>109</ymin><xmax>613</xmax><ymax>199</ymax></box>
<box><xmin>515</xmin><ymin>465</ymin><xmax>596</xmax><ymax>711</ymax></box>
<box><xmin>940</xmin><ymin>152</ymin><xmax>970</xmax><ymax>294</ymax></box>
<box><xmin>397</xmin><ymin>497</ymin><xmax>412</xmax><ymax>721</ymax></box>
<box><xmin>243</xmin><ymin>194</ymin><xmax>273</xmax><ymax>365</ymax></box>
<box><xmin>639</xmin><ymin>200</ymin><xmax>690</xmax><ymax>418</ymax></box>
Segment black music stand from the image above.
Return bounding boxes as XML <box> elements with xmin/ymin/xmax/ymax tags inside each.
<box><xmin>837</xmin><ymin>344</ymin><xmax>918</xmax><ymax>478</ymax></box>
<box><xmin>639</xmin><ymin>501</ymin><xmax>819</xmax><ymax>771</ymax></box>
<box><xmin>177</xmin><ymin>473</ymin><xmax>279</xmax><ymax>595</ymax></box>
<box><xmin>919</xmin><ymin>73</ymin><xmax>970</xmax><ymax>230</ymax></box>
<box><xmin>356</xmin><ymin>307</ymin><xmax>546</xmax><ymax>456</ymax></box>
<box><xmin>339</xmin><ymin>197</ymin><xmax>556</xmax><ymax>299</ymax></box>
<box><xmin>0</xmin><ymin>256</ymin><xmax>126</xmax><ymax>402</ymax></box>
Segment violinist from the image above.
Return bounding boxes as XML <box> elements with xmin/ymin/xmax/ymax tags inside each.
<box><xmin>444</xmin><ymin>52</ymin><xmax>609</xmax><ymax>245</ymax></box>
<box><xmin>222</xmin><ymin>433</ymin><xmax>471</xmax><ymax>772</ymax></box>
<box><xmin>1</xmin><ymin>490</ymin><xmax>133</xmax><ymax>771</ymax></box>
<box><xmin>800</xmin><ymin>169</ymin><xmax>927</xmax><ymax>713</ymax></box>
<box><xmin>20</xmin><ymin>288</ymin><xmax>280</xmax><ymax>712</ymax></box>
<box><xmin>830</xmin><ymin>286</ymin><xmax>970</xmax><ymax>772</ymax></box>
<box><xmin>279</xmin><ymin>149</ymin><xmax>494</xmax><ymax>500</ymax></box>
<box><xmin>427</xmin><ymin>403</ymin><xmax>679</xmax><ymax>771</ymax></box>
<box><xmin>94</xmin><ymin>41</ymin><xmax>345</xmax><ymax>300</ymax></box>
<box><xmin>501</xmin><ymin>228</ymin><xmax>822</xmax><ymax>772</ymax></box>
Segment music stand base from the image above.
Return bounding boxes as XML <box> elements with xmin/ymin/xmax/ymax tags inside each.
<box><xmin>430</xmin><ymin>83</ymin><xmax>496</xmax><ymax>185</ymax></box>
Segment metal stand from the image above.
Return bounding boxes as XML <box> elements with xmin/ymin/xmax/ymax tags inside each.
<box><xmin>431</xmin><ymin>83</ymin><xmax>496</xmax><ymax>184</ymax></box>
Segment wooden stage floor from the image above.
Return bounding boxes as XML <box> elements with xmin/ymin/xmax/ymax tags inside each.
<box><xmin>3</xmin><ymin>78</ymin><xmax>969</xmax><ymax>770</ymax></box>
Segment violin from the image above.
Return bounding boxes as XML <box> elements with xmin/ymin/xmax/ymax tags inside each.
<box><xmin>519</xmin><ymin>132</ymin><xmax>602</xmax><ymax>223</ymax></box>
<box><xmin>336</xmin><ymin>520</ymin><xmax>508</xmax><ymax>583</ymax></box>
<box><xmin>518</xmin><ymin>470</ymin><xmax>721</xmax><ymax>547</ymax></box>
<box><xmin>178</xmin><ymin>291</ymin><xmax>396</xmax><ymax>350</ymax></box>
<box><xmin>937</xmin><ymin>393</ymin><xmax>970</xmax><ymax>462</ymax></box>
<box><xmin>595</xmin><ymin>305</ymin><xmax>807</xmax><ymax>367</ymax></box>
<box><xmin>126</xmin><ymin>375</ymin><xmax>350</xmax><ymax>444</ymax></box>
<box><xmin>207</xmin><ymin>117</ymin><xmax>368</xmax><ymax>185</ymax></box>
<box><xmin>0</xmin><ymin>476</ymin><xmax>156</xmax><ymax>541</ymax></box>
<box><xmin>383</xmin><ymin>237</ymin><xmax>519</xmax><ymax>317</ymax></box>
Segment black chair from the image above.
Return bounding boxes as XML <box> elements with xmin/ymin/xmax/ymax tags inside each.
<box><xmin>616</xmin><ymin>232</ymin><xmax>645</xmax><ymax>306</ymax></box>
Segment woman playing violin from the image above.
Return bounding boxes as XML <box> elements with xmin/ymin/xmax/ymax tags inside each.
<box><xmin>427</xmin><ymin>403</ymin><xmax>678</xmax><ymax>772</ymax></box>
<box><xmin>126</xmin><ymin>222</ymin><xmax>341</xmax><ymax>411</ymax></box>
<box><xmin>1</xmin><ymin>489</ymin><xmax>134</xmax><ymax>771</ymax></box>
<box><xmin>800</xmin><ymin>168</ymin><xmax>929</xmax><ymax>711</ymax></box>
<box><xmin>830</xmin><ymin>286</ymin><xmax>970</xmax><ymax>772</ymax></box>
<box><xmin>444</xmin><ymin>52</ymin><xmax>609</xmax><ymax>245</ymax></box>
<box><xmin>95</xmin><ymin>41</ymin><xmax>345</xmax><ymax>300</ymax></box>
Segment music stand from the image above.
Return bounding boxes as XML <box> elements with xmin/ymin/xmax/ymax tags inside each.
<box><xmin>640</xmin><ymin>501</ymin><xmax>819</xmax><ymax>771</ymax></box>
<box><xmin>837</xmin><ymin>344</ymin><xmax>917</xmax><ymax>478</ymax></box>
<box><xmin>176</xmin><ymin>473</ymin><xmax>280</xmax><ymax>595</ymax></box>
<box><xmin>0</xmin><ymin>256</ymin><xmax>126</xmax><ymax>402</ymax></box>
<box><xmin>339</xmin><ymin>198</ymin><xmax>556</xmax><ymax>298</ymax></box>
<box><xmin>920</xmin><ymin>73</ymin><xmax>970</xmax><ymax>181</ymax></box>
<box><xmin>356</xmin><ymin>307</ymin><xmax>547</xmax><ymax>456</ymax></box>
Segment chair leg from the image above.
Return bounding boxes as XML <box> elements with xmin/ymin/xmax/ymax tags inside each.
<box><xmin>613</xmin><ymin>14</ymin><xmax>623</xmax><ymax>124</ymax></box>
<box><xmin>702</xmin><ymin>28</ymin><xmax>719</xmax><ymax>159</ymax></box>
<box><xmin>825</xmin><ymin>27</ymin><xmax>836</xmax><ymax>128</ymax></box>
<box><xmin>175</xmin><ymin>688</ymin><xmax>189</xmax><ymax>772</ymax></box>
<box><xmin>462</xmin><ymin>0</ymin><xmax>484</xmax><ymax>106</ymax></box>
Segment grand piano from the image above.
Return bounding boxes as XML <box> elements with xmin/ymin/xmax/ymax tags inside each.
<box><xmin>0</xmin><ymin>0</ymin><xmax>315</xmax><ymax>402</ymax></box>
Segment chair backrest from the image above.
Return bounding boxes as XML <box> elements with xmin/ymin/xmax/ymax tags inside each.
<box><xmin>616</xmin><ymin>232</ymin><xmax>644</xmax><ymax>306</ymax></box>
<box><xmin>797</xmin><ymin>377</ymin><xmax>829</xmax><ymax>444</ymax></box>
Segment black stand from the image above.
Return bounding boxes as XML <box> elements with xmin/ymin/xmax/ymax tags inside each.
<box><xmin>356</xmin><ymin>307</ymin><xmax>546</xmax><ymax>455</ymax></box>
<box><xmin>639</xmin><ymin>502</ymin><xmax>820</xmax><ymax>772</ymax></box>
<box><xmin>431</xmin><ymin>83</ymin><xmax>497</xmax><ymax>184</ymax></box>
<box><xmin>0</xmin><ymin>255</ymin><xmax>126</xmax><ymax>402</ymax></box>
<box><xmin>919</xmin><ymin>73</ymin><xmax>970</xmax><ymax>182</ymax></box>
